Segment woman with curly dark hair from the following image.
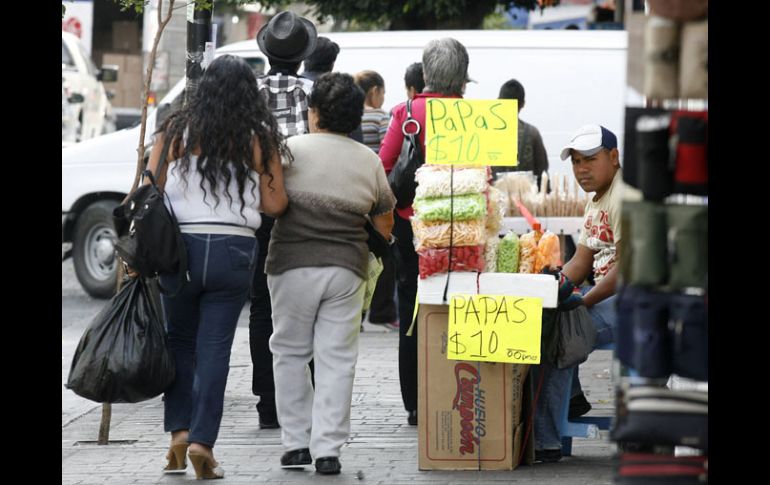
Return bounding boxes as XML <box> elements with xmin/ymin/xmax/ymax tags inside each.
<box><xmin>146</xmin><ymin>54</ymin><xmax>288</xmax><ymax>479</ymax></box>
<box><xmin>266</xmin><ymin>72</ymin><xmax>395</xmax><ymax>475</ymax></box>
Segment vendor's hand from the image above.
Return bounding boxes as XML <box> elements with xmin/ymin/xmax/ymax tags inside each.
<box><xmin>558</xmin><ymin>290</ymin><xmax>585</xmax><ymax>311</ymax></box>
<box><xmin>540</xmin><ymin>266</ymin><xmax>575</xmax><ymax>302</ymax></box>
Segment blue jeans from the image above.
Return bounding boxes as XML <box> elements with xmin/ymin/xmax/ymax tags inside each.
<box><xmin>533</xmin><ymin>287</ymin><xmax>616</xmax><ymax>450</ymax></box>
<box><xmin>161</xmin><ymin>233</ymin><xmax>256</xmax><ymax>448</ymax></box>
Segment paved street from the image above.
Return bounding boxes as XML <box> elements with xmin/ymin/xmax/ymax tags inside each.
<box><xmin>62</xmin><ymin>259</ymin><xmax>616</xmax><ymax>484</ymax></box>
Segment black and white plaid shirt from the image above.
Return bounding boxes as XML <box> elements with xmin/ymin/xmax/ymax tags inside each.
<box><xmin>257</xmin><ymin>74</ymin><xmax>314</xmax><ymax>138</ymax></box>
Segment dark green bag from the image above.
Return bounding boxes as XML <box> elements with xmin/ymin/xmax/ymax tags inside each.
<box><xmin>666</xmin><ymin>204</ymin><xmax>708</xmax><ymax>289</ymax></box>
<box><xmin>625</xmin><ymin>201</ymin><xmax>668</xmax><ymax>287</ymax></box>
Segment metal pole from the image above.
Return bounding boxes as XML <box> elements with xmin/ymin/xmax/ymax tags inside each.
<box><xmin>185</xmin><ymin>1</ymin><xmax>213</xmax><ymax>105</ymax></box>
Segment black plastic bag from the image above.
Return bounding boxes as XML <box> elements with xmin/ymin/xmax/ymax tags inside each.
<box><xmin>66</xmin><ymin>277</ymin><xmax>175</xmax><ymax>403</ymax></box>
<box><xmin>543</xmin><ymin>305</ymin><xmax>597</xmax><ymax>369</ymax></box>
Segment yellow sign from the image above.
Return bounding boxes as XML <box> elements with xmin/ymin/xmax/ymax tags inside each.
<box><xmin>425</xmin><ymin>99</ymin><xmax>518</xmax><ymax>166</ymax></box>
<box><xmin>447</xmin><ymin>294</ymin><xmax>541</xmax><ymax>364</ymax></box>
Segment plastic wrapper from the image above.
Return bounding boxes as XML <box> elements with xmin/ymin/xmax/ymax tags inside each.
<box><xmin>411</xmin><ymin>217</ymin><xmax>486</xmax><ymax>251</ymax></box>
<box><xmin>484</xmin><ymin>236</ymin><xmax>500</xmax><ymax>273</ymax></box>
<box><xmin>535</xmin><ymin>230</ymin><xmax>561</xmax><ymax>274</ymax></box>
<box><xmin>486</xmin><ymin>186</ymin><xmax>505</xmax><ymax>235</ymax></box>
<box><xmin>412</xmin><ymin>194</ymin><xmax>487</xmax><ymax>222</ymax></box>
<box><xmin>414</xmin><ymin>166</ymin><xmax>489</xmax><ymax>198</ymax></box>
<box><xmin>497</xmin><ymin>231</ymin><xmax>520</xmax><ymax>273</ymax></box>
<box><xmin>363</xmin><ymin>252</ymin><xmax>384</xmax><ymax>311</ymax></box>
<box><xmin>518</xmin><ymin>231</ymin><xmax>539</xmax><ymax>274</ymax></box>
<box><xmin>418</xmin><ymin>245</ymin><xmax>485</xmax><ymax>279</ymax></box>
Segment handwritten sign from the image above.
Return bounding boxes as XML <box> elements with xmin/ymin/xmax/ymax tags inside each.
<box><xmin>425</xmin><ymin>99</ymin><xmax>518</xmax><ymax>166</ymax></box>
<box><xmin>447</xmin><ymin>294</ymin><xmax>541</xmax><ymax>364</ymax></box>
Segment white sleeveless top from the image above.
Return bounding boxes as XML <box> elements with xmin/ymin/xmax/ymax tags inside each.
<box><xmin>163</xmin><ymin>155</ymin><xmax>261</xmax><ymax>237</ymax></box>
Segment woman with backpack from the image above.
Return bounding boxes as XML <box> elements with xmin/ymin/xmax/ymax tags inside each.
<box><xmin>144</xmin><ymin>54</ymin><xmax>289</xmax><ymax>479</ymax></box>
<box><xmin>378</xmin><ymin>38</ymin><xmax>471</xmax><ymax>427</ymax></box>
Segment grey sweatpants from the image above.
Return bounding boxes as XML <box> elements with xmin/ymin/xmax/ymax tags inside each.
<box><xmin>268</xmin><ymin>266</ymin><xmax>365</xmax><ymax>458</ymax></box>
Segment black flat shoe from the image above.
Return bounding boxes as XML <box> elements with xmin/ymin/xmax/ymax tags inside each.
<box><xmin>281</xmin><ymin>448</ymin><xmax>312</xmax><ymax>469</ymax></box>
<box><xmin>407</xmin><ymin>410</ymin><xmax>417</xmax><ymax>426</ymax></box>
<box><xmin>568</xmin><ymin>392</ymin><xmax>592</xmax><ymax>419</ymax></box>
<box><xmin>315</xmin><ymin>456</ymin><xmax>341</xmax><ymax>475</ymax></box>
<box><xmin>534</xmin><ymin>448</ymin><xmax>563</xmax><ymax>463</ymax></box>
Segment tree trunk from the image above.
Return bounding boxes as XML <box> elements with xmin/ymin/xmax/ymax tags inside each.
<box><xmin>98</xmin><ymin>403</ymin><xmax>112</xmax><ymax>445</ymax></box>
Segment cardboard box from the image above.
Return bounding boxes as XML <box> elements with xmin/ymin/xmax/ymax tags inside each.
<box><xmin>418</xmin><ymin>304</ymin><xmax>534</xmax><ymax>470</ymax></box>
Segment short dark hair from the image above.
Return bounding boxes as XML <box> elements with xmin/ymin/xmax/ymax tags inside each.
<box><xmin>354</xmin><ymin>70</ymin><xmax>384</xmax><ymax>95</ymax></box>
<box><xmin>404</xmin><ymin>62</ymin><xmax>425</xmax><ymax>93</ymax></box>
<box><xmin>498</xmin><ymin>79</ymin><xmax>525</xmax><ymax>109</ymax></box>
<box><xmin>267</xmin><ymin>59</ymin><xmax>301</xmax><ymax>75</ymax></box>
<box><xmin>309</xmin><ymin>72</ymin><xmax>365</xmax><ymax>134</ymax></box>
<box><xmin>303</xmin><ymin>37</ymin><xmax>340</xmax><ymax>73</ymax></box>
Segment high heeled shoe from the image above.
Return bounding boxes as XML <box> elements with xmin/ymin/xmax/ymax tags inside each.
<box><xmin>188</xmin><ymin>449</ymin><xmax>225</xmax><ymax>480</ymax></box>
<box><xmin>163</xmin><ymin>442</ymin><xmax>189</xmax><ymax>474</ymax></box>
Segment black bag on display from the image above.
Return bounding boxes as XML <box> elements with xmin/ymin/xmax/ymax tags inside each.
<box><xmin>622</xmin><ymin>107</ymin><xmax>669</xmax><ymax>190</ymax></box>
<box><xmin>113</xmin><ymin>135</ymin><xmax>189</xmax><ymax>296</ymax></box>
<box><xmin>632</xmin><ymin>290</ymin><xmax>672</xmax><ymax>378</ymax></box>
<box><xmin>611</xmin><ymin>386</ymin><xmax>708</xmax><ymax>451</ymax></box>
<box><xmin>669</xmin><ymin>293</ymin><xmax>708</xmax><ymax>381</ymax></box>
<box><xmin>66</xmin><ymin>277</ymin><xmax>176</xmax><ymax>403</ymax></box>
<box><xmin>636</xmin><ymin>113</ymin><xmax>674</xmax><ymax>202</ymax></box>
<box><xmin>544</xmin><ymin>305</ymin><xmax>598</xmax><ymax>370</ymax></box>
<box><xmin>615</xmin><ymin>452</ymin><xmax>708</xmax><ymax>484</ymax></box>
<box><xmin>387</xmin><ymin>99</ymin><xmax>424</xmax><ymax>209</ymax></box>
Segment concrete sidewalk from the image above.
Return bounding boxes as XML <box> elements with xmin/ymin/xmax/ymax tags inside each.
<box><xmin>62</xmin><ymin>276</ymin><xmax>616</xmax><ymax>484</ymax></box>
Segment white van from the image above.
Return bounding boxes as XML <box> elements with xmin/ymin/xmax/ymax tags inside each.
<box><xmin>61</xmin><ymin>31</ymin><xmax>118</xmax><ymax>143</ymax></box>
<box><xmin>62</xmin><ymin>29</ymin><xmax>627</xmax><ymax>298</ymax></box>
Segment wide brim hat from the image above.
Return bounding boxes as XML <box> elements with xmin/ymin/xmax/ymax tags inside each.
<box><xmin>257</xmin><ymin>11</ymin><xmax>318</xmax><ymax>63</ymax></box>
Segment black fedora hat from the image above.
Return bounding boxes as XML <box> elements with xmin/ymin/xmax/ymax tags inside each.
<box><xmin>257</xmin><ymin>11</ymin><xmax>318</xmax><ymax>63</ymax></box>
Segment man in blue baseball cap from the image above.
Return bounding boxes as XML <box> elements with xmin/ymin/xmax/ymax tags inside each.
<box><xmin>533</xmin><ymin>124</ymin><xmax>622</xmax><ymax>463</ymax></box>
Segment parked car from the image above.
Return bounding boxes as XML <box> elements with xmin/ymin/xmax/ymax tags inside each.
<box><xmin>61</xmin><ymin>31</ymin><xmax>118</xmax><ymax>143</ymax></box>
<box><xmin>62</xmin><ymin>30</ymin><xmax>627</xmax><ymax>298</ymax></box>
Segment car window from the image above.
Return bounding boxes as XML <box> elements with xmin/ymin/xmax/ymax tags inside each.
<box><xmin>62</xmin><ymin>40</ymin><xmax>75</xmax><ymax>68</ymax></box>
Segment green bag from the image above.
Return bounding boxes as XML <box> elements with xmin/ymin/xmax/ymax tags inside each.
<box><xmin>624</xmin><ymin>201</ymin><xmax>668</xmax><ymax>286</ymax></box>
<box><xmin>666</xmin><ymin>204</ymin><xmax>708</xmax><ymax>289</ymax></box>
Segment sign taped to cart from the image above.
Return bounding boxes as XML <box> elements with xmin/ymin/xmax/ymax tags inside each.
<box><xmin>447</xmin><ymin>294</ymin><xmax>541</xmax><ymax>364</ymax></box>
<box><xmin>425</xmin><ymin>99</ymin><xmax>518</xmax><ymax>166</ymax></box>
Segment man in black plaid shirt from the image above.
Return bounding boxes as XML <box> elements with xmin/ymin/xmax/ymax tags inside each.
<box><xmin>249</xmin><ymin>11</ymin><xmax>318</xmax><ymax>431</ymax></box>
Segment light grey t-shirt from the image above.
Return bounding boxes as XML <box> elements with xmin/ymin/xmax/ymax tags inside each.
<box><xmin>265</xmin><ymin>133</ymin><xmax>396</xmax><ymax>279</ymax></box>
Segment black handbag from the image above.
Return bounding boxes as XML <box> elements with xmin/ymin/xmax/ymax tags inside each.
<box><xmin>66</xmin><ymin>277</ymin><xmax>176</xmax><ymax>403</ymax></box>
<box><xmin>113</xmin><ymin>135</ymin><xmax>189</xmax><ymax>296</ymax></box>
<box><xmin>387</xmin><ymin>99</ymin><xmax>424</xmax><ymax>209</ymax></box>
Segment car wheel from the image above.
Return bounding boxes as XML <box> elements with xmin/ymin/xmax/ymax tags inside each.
<box><xmin>72</xmin><ymin>200</ymin><xmax>119</xmax><ymax>298</ymax></box>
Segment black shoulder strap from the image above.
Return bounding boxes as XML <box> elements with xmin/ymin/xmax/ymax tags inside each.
<box><xmin>142</xmin><ymin>134</ymin><xmax>174</xmax><ymax>187</ymax></box>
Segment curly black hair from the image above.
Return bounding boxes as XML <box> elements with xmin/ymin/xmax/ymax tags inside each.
<box><xmin>308</xmin><ymin>72</ymin><xmax>365</xmax><ymax>134</ymax></box>
<box><xmin>157</xmin><ymin>55</ymin><xmax>291</xmax><ymax>218</ymax></box>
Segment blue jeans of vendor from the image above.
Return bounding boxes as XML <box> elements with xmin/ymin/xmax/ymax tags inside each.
<box><xmin>532</xmin><ymin>286</ymin><xmax>615</xmax><ymax>451</ymax></box>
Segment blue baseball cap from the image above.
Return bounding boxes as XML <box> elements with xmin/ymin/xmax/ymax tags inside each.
<box><xmin>560</xmin><ymin>124</ymin><xmax>618</xmax><ymax>161</ymax></box>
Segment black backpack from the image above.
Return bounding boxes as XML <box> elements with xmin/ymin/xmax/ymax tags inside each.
<box><xmin>113</xmin><ymin>135</ymin><xmax>189</xmax><ymax>296</ymax></box>
<box><xmin>387</xmin><ymin>99</ymin><xmax>425</xmax><ymax>209</ymax></box>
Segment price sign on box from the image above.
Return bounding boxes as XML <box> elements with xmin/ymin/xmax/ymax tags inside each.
<box><xmin>425</xmin><ymin>99</ymin><xmax>518</xmax><ymax>166</ymax></box>
<box><xmin>447</xmin><ymin>294</ymin><xmax>542</xmax><ymax>364</ymax></box>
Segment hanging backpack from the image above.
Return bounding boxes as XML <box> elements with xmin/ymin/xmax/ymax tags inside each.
<box><xmin>388</xmin><ymin>99</ymin><xmax>425</xmax><ymax>209</ymax></box>
<box><xmin>113</xmin><ymin>135</ymin><xmax>189</xmax><ymax>296</ymax></box>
